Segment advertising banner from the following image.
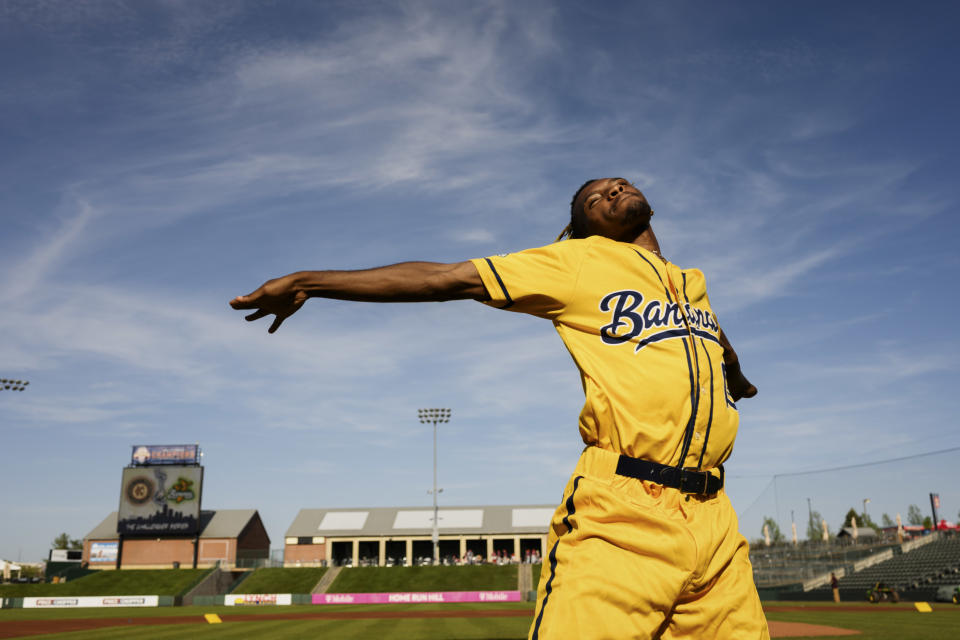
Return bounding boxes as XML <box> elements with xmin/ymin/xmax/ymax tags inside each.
<box><xmin>23</xmin><ymin>596</ymin><xmax>160</xmax><ymax>608</ymax></box>
<box><xmin>225</xmin><ymin>594</ymin><xmax>293</xmax><ymax>606</ymax></box>
<box><xmin>312</xmin><ymin>591</ymin><xmax>522</xmax><ymax>605</ymax></box>
<box><xmin>88</xmin><ymin>542</ymin><xmax>119</xmax><ymax>564</ymax></box>
<box><xmin>131</xmin><ymin>445</ymin><xmax>200</xmax><ymax>466</ymax></box>
<box><xmin>118</xmin><ymin>466</ymin><xmax>203</xmax><ymax>536</ymax></box>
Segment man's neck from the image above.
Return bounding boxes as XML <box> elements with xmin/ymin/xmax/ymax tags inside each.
<box><xmin>631</xmin><ymin>226</ymin><xmax>664</xmax><ymax>260</ymax></box>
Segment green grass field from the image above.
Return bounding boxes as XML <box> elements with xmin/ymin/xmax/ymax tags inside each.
<box><xmin>326</xmin><ymin>565</ymin><xmax>518</xmax><ymax>593</ymax></box>
<box><xmin>229</xmin><ymin>567</ymin><xmax>328</xmax><ymax>594</ymax></box>
<box><xmin>0</xmin><ymin>569</ymin><xmax>211</xmax><ymax>598</ymax></box>
<box><xmin>1</xmin><ymin>601</ymin><xmax>959</xmax><ymax>639</ymax></box>
<box><xmin>763</xmin><ymin>601</ymin><xmax>960</xmax><ymax>640</ymax></box>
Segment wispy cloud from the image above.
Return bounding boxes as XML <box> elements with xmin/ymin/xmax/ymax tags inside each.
<box><xmin>0</xmin><ymin>198</ymin><xmax>101</xmax><ymax>302</ymax></box>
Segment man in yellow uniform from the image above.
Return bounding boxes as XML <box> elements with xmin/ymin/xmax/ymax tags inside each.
<box><xmin>231</xmin><ymin>177</ymin><xmax>769</xmax><ymax>639</ymax></box>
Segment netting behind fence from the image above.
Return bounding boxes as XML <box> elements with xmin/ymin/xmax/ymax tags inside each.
<box><xmin>729</xmin><ymin>446</ymin><xmax>958</xmax><ymax>557</ymax></box>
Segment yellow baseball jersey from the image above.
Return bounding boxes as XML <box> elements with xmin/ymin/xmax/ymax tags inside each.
<box><xmin>471</xmin><ymin>235</ymin><xmax>739</xmax><ymax>469</ymax></box>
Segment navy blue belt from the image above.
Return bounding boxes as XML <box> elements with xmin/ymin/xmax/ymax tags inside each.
<box><xmin>615</xmin><ymin>455</ymin><xmax>723</xmax><ymax>495</ymax></box>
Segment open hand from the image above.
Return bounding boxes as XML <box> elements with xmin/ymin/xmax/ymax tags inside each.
<box><xmin>230</xmin><ymin>273</ymin><xmax>308</xmax><ymax>333</ymax></box>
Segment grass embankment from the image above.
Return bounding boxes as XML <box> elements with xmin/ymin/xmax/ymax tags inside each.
<box><xmin>0</xmin><ymin>569</ymin><xmax>211</xmax><ymax>597</ymax></box>
<box><xmin>229</xmin><ymin>568</ymin><xmax>328</xmax><ymax>594</ymax></box>
<box><xmin>327</xmin><ymin>565</ymin><xmax>518</xmax><ymax>593</ymax></box>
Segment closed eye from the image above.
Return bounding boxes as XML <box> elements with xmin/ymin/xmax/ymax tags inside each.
<box><xmin>586</xmin><ymin>194</ymin><xmax>601</xmax><ymax>208</ymax></box>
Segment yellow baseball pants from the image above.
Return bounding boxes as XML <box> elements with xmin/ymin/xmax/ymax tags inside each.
<box><xmin>529</xmin><ymin>446</ymin><xmax>769</xmax><ymax>640</ymax></box>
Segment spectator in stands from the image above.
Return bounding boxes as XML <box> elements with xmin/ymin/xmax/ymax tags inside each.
<box><xmin>831</xmin><ymin>572</ymin><xmax>840</xmax><ymax>603</ymax></box>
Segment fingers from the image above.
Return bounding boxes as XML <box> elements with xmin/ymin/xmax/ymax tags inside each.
<box><xmin>268</xmin><ymin>315</ymin><xmax>285</xmax><ymax>334</ymax></box>
<box><xmin>230</xmin><ymin>294</ymin><xmax>258</xmax><ymax>309</ymax></box>
<box><xmin>241</xmin><ymin>308</ymin><xmax>286</xmax><ymax>333</ymax></box>
<box><xmin>245</xmin><ymin>309</ymin><xmax>269</xmax><ymax>322</ymax></box>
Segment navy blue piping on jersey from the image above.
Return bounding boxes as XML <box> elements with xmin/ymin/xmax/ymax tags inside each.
<box><xmin>677</xmin><ymin>273</ymin><xmax>719</xmax><ymax>470</ymax></box>
<box><xmin>721</xmin><ymin>363</ymin><xmax>738</xmax><ymax>409</ymax></box>
<box><xmin>483</xmin><ymin>258</ymin><xmax>514</xmax><ymax>309</ymax></box>
<box><xmin>630</xmin><ymin>249</ymin><xmax>700</xmax><ymax>471</ymax></box>
<box><xmin>675</xmin><ymin>334</ymin><xmax>699</xmax><ymax>469</ymax></box>
<box><xmin>674</xmin><ymin>273</ymin><xmax>701</xmax><ymax>470</ymax></box>
<box><xmin>696</xmin><ymin>345</ymin><xmax>716</xmax><ymax>470</ymax></box>
<box><xmin>691</xmin><ymin>328</ymin><xmax>721</xmax><ymax>345</ymax></box>
<box><xmin>531</xmin><ymin>475</ymin><xmax>583</xmax><ymax>640</ymax></box>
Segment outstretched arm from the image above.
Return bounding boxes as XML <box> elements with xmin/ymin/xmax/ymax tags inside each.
<box><xmin>230</xmin><ymin>261</ymin><xmax>488</xmax><ymax>333</ymax></box>
<box><xmin>718</xmin><ymin>328</ymin><xmax>758</xmax><ymax>401</ymax></box>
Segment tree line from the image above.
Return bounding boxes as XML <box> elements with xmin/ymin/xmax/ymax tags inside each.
<box><xmin>760</xmin><ymin>503</ymin><xmax>947</xmax><ymax>543</ymax></box>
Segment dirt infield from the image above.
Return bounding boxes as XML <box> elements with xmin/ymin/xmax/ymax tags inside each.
<box><xmin>0</xmin><ymin>608</ymin><xmax>863</xmax><ymax>639</ymax></box>
<box><xmin>766</xmin><ymin>604</ymin><xmax>900</xmax><ymax>613</ymax></box>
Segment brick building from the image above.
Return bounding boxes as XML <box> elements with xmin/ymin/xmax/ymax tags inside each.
<box><xmin>82</xmin><ymin>509</ymin><xmax>269</xmax><ymax>570</ymax></box>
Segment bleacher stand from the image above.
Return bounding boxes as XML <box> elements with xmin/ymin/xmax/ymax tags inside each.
<box><xmin>754</xmin><ymin>532</ymin><xmax>960</xmax><ymax>602</ymax></box>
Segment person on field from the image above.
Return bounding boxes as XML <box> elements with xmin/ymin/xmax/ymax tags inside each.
<box><xmin>232</xmin><ymin>177</ymin><xmax>767</xmax><ymax>639</ymax></box>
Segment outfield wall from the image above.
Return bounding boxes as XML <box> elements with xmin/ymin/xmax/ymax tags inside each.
<box><xmin>2</xmin><ymin>595</ymin><xmax>175</xmax><ymax>609</ymax></box>
<box><xmin>315</xmin><ymin>590</ymin><xmax>521</xmax><ymax>604</ymax></box>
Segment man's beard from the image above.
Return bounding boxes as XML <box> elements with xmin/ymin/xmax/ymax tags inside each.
<box><xmin>620</xmin><ymin>197</ymin><xmax>652</xmax><ymax>229</ymax></box>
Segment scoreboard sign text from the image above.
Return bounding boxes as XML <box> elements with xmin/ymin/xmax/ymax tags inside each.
<box><xmin>118</xmin><ymin>466</ymin><xmax>203</xmax><ymax>536</ymax></box>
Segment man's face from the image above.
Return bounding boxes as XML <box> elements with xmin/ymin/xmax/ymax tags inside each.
<box><xmin>575</xmin><ymin>177</ymin><xmax>652</xmax><ymax>241</ymax></box>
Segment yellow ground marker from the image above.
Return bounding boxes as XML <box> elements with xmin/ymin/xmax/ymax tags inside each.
<box><xmin>204</xmin><ymin>613</ymin><xmax>223</xmax><ymax>624</ymax></box>
<box><xmin>914</xmin><ymin>602</ymin><xmax>933</xmax><ymax>613</ymax></box>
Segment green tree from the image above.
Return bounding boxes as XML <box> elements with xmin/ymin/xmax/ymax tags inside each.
<box><xmin>51</xmin><ymin>533</ymin><xmax>82</xmax><ymax>550</ymax></box>
<box><xmin>761</xmin><ymin>517</ymin><xmax>784</xmax><ymax>544</ymax></box>
<box><xmin>841</xmin><ymin>508</ymin><xmax>859</xmax><ymax>530</ymax></box>
<box><xmin>807</xmin><ymin>510</ymin><xmax>825</xmax><ymax>541</ymax></box>
<box><xmin>907</xmin><ymin>504</ymin><xmax>925</xmax><ymax>526</ymax></box>
<box><xmin>881</xmin><ymin>513</ymin><xmax>895</xmax><ymax>527</ymax></box>
<box><xmin>923</xmin><ymin>516</ymin><xmax>934</xmax><ymax>530</ymax></box>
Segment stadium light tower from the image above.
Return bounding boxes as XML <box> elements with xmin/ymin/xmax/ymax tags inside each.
<box><xmin>0</xmin><ymin>379</ymin><xmax>30</xmax><ymax>392</ymax></box>
<box><xmin>419</xmin><ymin>408</ymin><xmax>451</xmax><ymax>566</ymax></box>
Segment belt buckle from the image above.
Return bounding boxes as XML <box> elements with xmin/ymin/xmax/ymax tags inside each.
<box><xmin>658</xmin><ymin>467</ymin><xmax>679</xmax><ymax>488</ymax></box>
<box><xmin>679</xmin><ymin>468</ymin><xmax>707</xmax><ymax>494</ymax></box>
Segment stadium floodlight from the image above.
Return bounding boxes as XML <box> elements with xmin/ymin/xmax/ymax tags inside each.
<box><xmin>0</xmin><ymin>379</ymin><xmax>30</xmax><ymax>392</ymax></box>
<box><xmin>419</xmin><ymin>408</ymin><xmax>451</xmax><ymax>566</ymax></box>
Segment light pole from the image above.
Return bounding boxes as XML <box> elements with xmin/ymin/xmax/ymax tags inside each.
<box><xmin>419</xmin><ymin>408</ymin><xmax>450</xmax><ymax>566</ymax></box>
<box><xmin>0</xmin><ymin>379</ymin><xmax>30</xmax><ymax>392</ymax></box>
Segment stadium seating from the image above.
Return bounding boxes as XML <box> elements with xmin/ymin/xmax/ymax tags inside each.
<box><xmin>803</xmin><ymin>533</ymin><xmax>960</xmax><ymax>602</ymax></box>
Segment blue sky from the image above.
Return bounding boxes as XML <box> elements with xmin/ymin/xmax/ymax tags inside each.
<box><xmin>2</xmin><ymin>0</ymin><xmax>958</xmax><ymax>561</ymax></box>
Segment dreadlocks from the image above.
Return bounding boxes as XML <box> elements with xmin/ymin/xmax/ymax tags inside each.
<box><xmin>556</xmin><ymin>179</ymin><xmax>599</xmax><ymax>242</ymax></box>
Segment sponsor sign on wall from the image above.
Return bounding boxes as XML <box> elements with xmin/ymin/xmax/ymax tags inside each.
<box><xmin>225</xmin><ymin>593</ymin><xmax>293</xmax><ymax>606</ymax></box>
<box><xmin>312</xmin><ymin>591</ymin><xmax>522</xmax><ymax>605</ymax></box>
<box><xmin>131</xmin><ymin>444</ymin><xmax>200</xmax><ymax>466</ymax></box>
<box><xmin>23</xmin><ymin>596</ymin><xmax>160</xmax><ymax>608</ymax></box>
<box><xmin>118</xmin><ymin>466</ymin><xmax>203</xmax><ymax>536</ymax></box>
<box><xmin>88</xmin><ymin>542</ymin><xmax>119</xmax><ymax>564</ymax></box>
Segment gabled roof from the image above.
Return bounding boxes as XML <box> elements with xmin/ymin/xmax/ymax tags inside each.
<box><xmin>84</xmin><ymin>509</ymin><xmax>264</xmax><ymax>540</ymax></box>
<box><xmin>285</xmin><ymin>505</ymin><xmax>556</xmax><ymax>538</ymax></box>
<box><xmin>838</xmin><ymin>526</ymin><xmax>878</xmax><ymax>538</ymax></box>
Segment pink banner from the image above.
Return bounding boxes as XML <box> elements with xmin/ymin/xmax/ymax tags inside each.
<box><xmin>312</xmin><ymin>590</ymin><xmax>521</xmax><ymax>605</ymax></box>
